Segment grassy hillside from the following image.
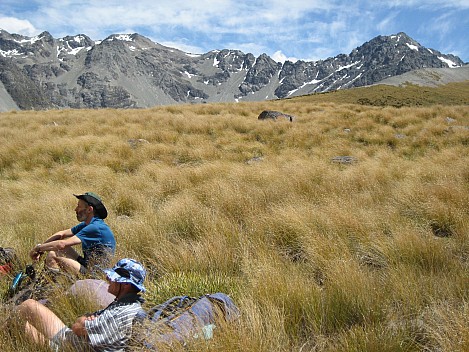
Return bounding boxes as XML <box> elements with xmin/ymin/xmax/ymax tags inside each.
<box><xmin>292</xmin><ymin>81</ymin><xmax>469</xmax><ymax>107</ymax></box>
<box><xmin>0</xmin><ymin>87</ymin><xmax>468</xmax><ymax>351</ymax></box>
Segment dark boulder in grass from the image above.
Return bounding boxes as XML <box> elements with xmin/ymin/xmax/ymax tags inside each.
<box><xmin>258</xmin><ymin>110</ymin><xmax>295</xmax><ymax>122</ymax></box>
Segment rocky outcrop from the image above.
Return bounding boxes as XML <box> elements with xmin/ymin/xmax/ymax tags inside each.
<box><xmin>0</xmin><ymin>56</ymin><xmax>52</xmax><ymax>110</ymax></box>
<box><xmin>239</xmin><ymin>54</ymin><xmax>282</xmax><ymax>96</ymax></box>
<box><xmin>258</xmin><ymin>110</ymin><xmax>295</xmax><ymax>122</ymax></box>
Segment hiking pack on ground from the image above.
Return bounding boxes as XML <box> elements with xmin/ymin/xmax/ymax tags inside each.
<box><xmin>2</xmin><ymin>253</ymin><xmax>74</xmax><ymax>305</ymax></box>
<box><xmin>0</xmin><ymin>247</ymin><xmax>17</xmax><ymax>276</ymax></box>
<box><xmin>132</xmin><ymin>293</ymin><xmax>240</xmax><ymax>350</ymax></box>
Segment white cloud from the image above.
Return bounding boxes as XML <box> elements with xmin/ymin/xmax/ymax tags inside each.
<box><xmin>0</xmin><ymin>16</ymin><xmax>40</xmax><ymax>36</ymax></box>
<box><xmin>159</xmin><ymin>40</ymin><xmax>205</xmax><ymax>54</ymax></box>
<box><xmin>271</xmin><ymin>50</ymin><xmax>298</xmax><ymax>64</ymax></box>
<box><xmin>227</xmin><ymin>42</ymin><xmax>266</xmax><ymax>56</ymax></box>
<box><xmin>384</xmin><ymin>0</ymin><xmax>469</xmax><ymax>9</ymax></box>
<box><xmin>426</xmin><ymin>11</ymin><xmax>454</xmax><ymax>36</ymax></box>
<box><xmin>1</xmin><ymin>0</ymin><xmax>467</xmax><ymax>62</ymax></box>
<box><xmin>376</xmin><ymin>12</ymin><xmax>399</xmax><ymax>32</ymax></box>
<box><xmin>21</xmin><ymin>1</ymin><xmax>340</xmax><ymax>39</ymax></box>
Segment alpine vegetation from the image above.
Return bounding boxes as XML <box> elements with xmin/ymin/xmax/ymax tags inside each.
<box><xmin>0</xmin><ymin>87</ymin><xmax>468</xmax><ymax>351</ymax></box>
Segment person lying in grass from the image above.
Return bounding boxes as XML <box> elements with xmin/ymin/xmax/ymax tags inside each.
<box><xmin>17</xmin><ymin>258</ymin><xmax>145</xmax><ymax>352</ymax></box>
<box><xmin>30</xmin><ymin>192</ymin><xmax>116</xmax><ymax>275</ymax></box>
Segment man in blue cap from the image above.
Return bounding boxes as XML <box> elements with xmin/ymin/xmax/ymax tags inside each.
<box><xmin>17</xmin><ymin>258</ymin><xmax>146</xmax><ymax>351</ymax></box>
<box><xmin>30</xmin><ymin>192</ymin><xmax>116</xmax><ymax>275</ymax></box>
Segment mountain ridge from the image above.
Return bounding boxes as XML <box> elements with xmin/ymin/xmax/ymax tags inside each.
<box><xmin>0</xmin><ymin>30</ymin><xmax>465</xmax><ymax>111</ymax></box>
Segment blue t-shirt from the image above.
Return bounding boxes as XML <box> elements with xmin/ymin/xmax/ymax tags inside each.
<box><xmin>71</xmin><ymin>217</ymin><xmax>116</xmax><ymax>267</ymax></box>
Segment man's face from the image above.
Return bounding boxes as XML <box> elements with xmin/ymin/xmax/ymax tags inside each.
<box><xmin>107</xmin><ymin>279</ymin><xmax>120</xmax><ymax>296</ymax></box>
<box><xmin>75</xmin><ymin>199</ymin><xmax>92</xmax><ymax>222</ymax></box>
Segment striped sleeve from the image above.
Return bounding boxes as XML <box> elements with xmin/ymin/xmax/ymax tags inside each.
<box><xmin>85</xmin><ymin>302</ymin><xmax>141</xmax><ymax>351</ymax></box>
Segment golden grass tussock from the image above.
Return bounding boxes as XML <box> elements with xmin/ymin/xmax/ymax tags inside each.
<box><xmin>418</xmin><ymin>300</ymin><xmax>469</xmax><ymax>352</ymax></box>
<box><xmin>0</xmin><ymin>91</ymin><xmax>468</xmax><ymax>351</ymax></box>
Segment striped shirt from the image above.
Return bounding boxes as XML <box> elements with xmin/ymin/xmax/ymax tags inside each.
<box><xmin>51</xmin><ymin>293</ymin><xmax>143</xmax><ymax>352</ymax></box>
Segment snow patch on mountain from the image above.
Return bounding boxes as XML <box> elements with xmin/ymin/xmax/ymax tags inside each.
<box><xmin>0</xmin><ymin>48</ymin><xmax>22</xmax><ymax>57</ymax></box>
<box><xmin>112</xmin><ymin>34</ymin><xmax>133</xmax><ymax>41</ymax></box>
<box><xmin>438</xmin><ymin>56</ymin><xmax>458</xmax><ymax>68</ymax></box>
<box><xmin>183</xmin><ymin>71</ymin><xmax>196</xmax><ymax>78</ymax></box>
<box><xmin>406</xmin><ymin>43</ymin><xmax>419</xmax><ymax>51</ymax></box>
<box><xmin>336</xmin><ymin>61</ymin><xmax>360</xmax><ymax>72</ymax></box>
<box><xmin>101</xmin><ymin>34</ymin><xmax>135</xmax><ymax>43</ymax></box>
<box><xmin>14</xmin><ymin>35</ymin><xmax>42</xmax><ymax>44</ymax></box>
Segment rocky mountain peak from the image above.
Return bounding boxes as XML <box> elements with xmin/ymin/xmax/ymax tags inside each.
<box><xmin>0</xmin><ymin>30</ymin><xmax>465</xmax><ymax>110</ymax></box>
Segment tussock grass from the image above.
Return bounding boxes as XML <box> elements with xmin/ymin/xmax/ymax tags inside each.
<box><xmin>419</xmin><ymin>300</ymin><xmax>469</xmax><ymax>352</ymax></box>
<box><xmin>0</xmin><ymin>91</ymin><xmax>468</xmax><ymax>351</ymax></box>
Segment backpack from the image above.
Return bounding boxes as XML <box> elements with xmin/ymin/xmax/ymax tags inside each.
<box><xmin>0</xmin><ymin>247</ymin><xmax>17</xmax><ymax>276</ymax></box>
<box><xmin>6</xmin><ymin>261</ymin><xmax>45</xmax><ymax>304</ymax></box>
<box><xmin>133</xmin><ymin>293</ymin><xmax>240</xmax><ymax>350</ymax></box>
<box><xmin>5</xmin><ymin>255</ymin><xmax>74</xmax><ymax>305</ymax></box>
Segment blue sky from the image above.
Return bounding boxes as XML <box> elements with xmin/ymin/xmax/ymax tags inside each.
<box><xmin>1</xmin><ymin>1</ymin><xmax>468</xmax><ymax>63</ymax></box>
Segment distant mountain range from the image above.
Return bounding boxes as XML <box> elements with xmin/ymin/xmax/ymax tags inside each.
<box><xmin>0</xmin><ymin>30</ymin><xmax>465</xmax><ymax>111</ymax></box>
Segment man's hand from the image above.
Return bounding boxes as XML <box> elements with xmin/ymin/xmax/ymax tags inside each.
<box><xmin>71</xmin><ymin>315</ymin><xmax>89</xmax><ymax>337</ymax></box>
<box><xmin>85</xmin><ymin>314</ymin><xmax>97</xmax><ymax>321</ymax></box>
<box><xmin>29</xmin><ymin>245</ymin><xmax>43</xmax><ymax>261</ymax></box>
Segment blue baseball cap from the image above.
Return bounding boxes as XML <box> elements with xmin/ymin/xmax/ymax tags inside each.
<box><xmin>104</xmin><ymin>258</ymin><xmax>146</xmax><ymax>292</ymax></box>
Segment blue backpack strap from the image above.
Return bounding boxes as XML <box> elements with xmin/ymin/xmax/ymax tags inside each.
<box><xmin>149</xmin><ymin>296</ymin><xmax>191</xmax><ymax>321</ymax></box>
<box><xmin>134</xmin><ymin>307</ymin><xmax>148</xmax><ymax>324</ymax></box>
<box><xmin>206</xmin><ymin>293</ymin><xmax>240</xmax><ymax>321</ymax></box>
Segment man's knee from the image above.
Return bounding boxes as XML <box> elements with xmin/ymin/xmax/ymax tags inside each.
<box><xmin>47</xmin><ymin>252</ymin><xmax>72</xmax><ymax>270</ymax></box>
<box><xmin>55</xmin><ymin>256</ymin><xmax>82</xmax><ymax>275</ymax></box>
<box><xmin>17</xmin><ymin>298</ymin><xmax>39</xmax><ymax>316</ymax></box>
<box><xmin>45</xmin><ymin>251</ymin><xmax>58</xmax><ymax>264</ymax></box>
<box><xmin>20</xmin><ymin>298</ymin><xmax>37</xmax><ymax>308</ymax></box>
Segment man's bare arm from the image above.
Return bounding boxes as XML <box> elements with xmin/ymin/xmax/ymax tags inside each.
<box><xmin>30</xmin><ymin>235</ymin><xmax>82</xmax><ymax>260</ymax></box>
<box><xmin>43</xmin><ymin>229</ymin><xmax>74</xmax><ymax>243</ymax></box>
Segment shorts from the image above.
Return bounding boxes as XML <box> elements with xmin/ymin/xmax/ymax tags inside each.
<box><xmin>50</xmin><ymin>326</ymin><xmax>91</xmax><ymax>351</ymax></box>
<box><xmin>78</xmin><ymin>251</ymin><xmax>112</xmax><ymax>276</ymax></box>
<box><xmin>76</xmin><ymin>255</ymin><xmax>88</xmax><ymax>275</ymax></box>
